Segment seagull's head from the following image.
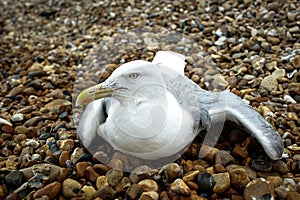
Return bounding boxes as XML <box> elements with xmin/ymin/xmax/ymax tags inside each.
<box><xmin>76</xmin><ymin>60</ymin><xmax>169</xmax><ymax>106</ymax></box>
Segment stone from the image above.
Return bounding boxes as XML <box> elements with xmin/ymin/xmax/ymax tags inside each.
<box><xmin>33</xmin><ymin>182</ymin><xmax>61</xmax><ymax>199</ymax></box>
<box><xmin>57</xmin><ymin>139</ymin><xmax>74</xmax><ymax>151</ymax></box>
<box><xmin>183</xmin><ymin>170</ymin><xmax>199</xmax><ymax>182</ymax></box>
<box><xmin>93</xmin><ymin>185</ymin><xmax>116</xmax><ymax>200</ymax></box>
<box><xmin>96</xmin><ymin>176</ymin><xmax>109</xmax><ymax>189</ymax></box>
<box><xmin>82</xmin><ymin>185</ymin><xmax>96</xmax><ymax>200</ymax></box>
<box><xmin>127</xmin><ymin>184</ymin><xmax>143</xmax><ymax>199</ymax></box>
<box><xmin>272</xmin><ymin>160</ymin><xmax>289</xmax><ymax>174</ymax></box>
<box><xmin>275</xmin><ymin>186</ymin><xmax>287</xmax><ymax>199</ymax></box>
<box><xmin>244</xmin><ymin>178</ymin><xmax>274</xmax><ymax>200</ymax></box>
<box><xmin>199</xmin><ymin>146</ymin><xmax>219</xmax><ymax>162</ymax></box>
<box><xmin>272</xmin><ymin>69</ymin><xmax>285</xmax><ymax>79</ymax></box>
<box><xmin>44</xmin><ymin>99</ymin><xmax>71</xmax><ymax>114</ymax></box>
<box><xmin>14</xmin><ymin>126</ymin><xmax>28</xmax><ymax>135</ymax></box>
<box><xmin>229</xmin><ymin>168</ymin><xmax>250</xmax><ymax>190</ymax></box>
<box><xmin>260</xmin><ymin>75</ymin><xmax>278</xmax><ymax>92</ymax></box>
<box><xmin>28</xmin><ymin>173</ymin><xmax>49</xmax><ymax>188</ymax></box>
<box><xmin>106</xmin><ymin>168</ymin><xmax>123</xmax><ymax>187</ymax></box>
<box><xmin>75</xmin><ymin>162</ymin><xmax>90</xmax><ymax>178</ymax></box>
<box><xmin>197</xmin><ymin>172</ymin><xmax>215</xmax><ymax>194</ymax></box>
<box><xmin>5</xmin><ymin>170</ymin><xmax>24</xmax><ymax>187</ymax></box>
<box><xmin>169</xmin><ymin>178</ymin><xmax>191</xmax><ymax>196</ymax></box>
<box><xmin>85</xmin><ymin>166</ymin><xmax>100</xmax><ymax>182</ymax></box>
<box><xmin>59</xmin><ymin>151</ymin><xmax>70</xmax><ymax>167</ymax></box>
<box><xmin>70</xmin><ymin>147</ymin><xmax>85</xmax><ymax>164</ymax></box>
<box><xmin>287</xmin><ymin>191</ymin><xmax>300</xmax><ymax>200</ymax></box>
<box><xmin>32</xmin><ymin>163</ymin><xmax>51</xmax><ymax>175</ymax></box>
<box><xmin>62</xmin><ymin>178</ymin><xmax>82</xmax><ymax>198</ymax></box>
<box><xmin>212</xmin><ymin>172</ymin><xmax>230</xmax><ymax>193</ymax></box>
<box><xmin>266</xmin><ymin>176</ymin><xmax>282</xmax><ymax>188</ymax></box>
<box><xmin>165</xmin><ymin>163</ymin><xmax>181</xmax><ymax>181</ymax></box>
<box><xmin>138</xmin><ymin>179</ymin><xmax>158</xmax><ymax>192</ymax></box>
<box><xmin>214</xmin><ymin>150</ymin><xmax>235</xmax><ymax>166</ymax></box>
<box><xmin>252</xmin><ymin>159</ymin><xmax>272</xmax><ymax>172</ymax></box>
<box><xmin>139</xmin><ymin>191</ymin><xmax>159</xmax><ymax>200</ymax></box>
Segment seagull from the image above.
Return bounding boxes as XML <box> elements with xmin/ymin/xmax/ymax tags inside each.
<box><xmin>76</xmin><ymin>51</ymin><xmax>284</xmax><ymax>160</ymax></box>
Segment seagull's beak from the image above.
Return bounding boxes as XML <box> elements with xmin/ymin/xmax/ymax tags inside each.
<box><xmin>76</xmin><ymin>83</ymin><xmax>114</xmax><ymax>106</ymax></box>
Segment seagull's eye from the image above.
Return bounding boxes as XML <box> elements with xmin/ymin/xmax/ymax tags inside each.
<box><xmin>129</xmin><ymin>73</ymin><xmax>139</xmax><ymax>79</ymax></box>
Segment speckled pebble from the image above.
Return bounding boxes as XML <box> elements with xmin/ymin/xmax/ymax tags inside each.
<box><xmin>260</xmin><ymin>75</ymin><xmax>278</xmax><ymax>92</ymax></box>
<box><xmin>139</xmin><ymin>191</ymin><xmax>159</xmax><ymax>200</ymax></box>
<box><xmin>169</xmin><ymin>178</ymin><xmax>191</xmax><ymax>196</ymax></box>
<box><xmin>229</xmin><ymin>168</ymin><xmax>250</xmax><ymax>190</ymax></box>
<box><xmin>165</xmin><ymin>163</ymin><xmax>181</xmax><ymax>181</ymax></box>
<box><xmin>138</xmin><ymin>179</ymin><xmax>158</xmax><ymax>192</ymax></box>
<box><xmin>244</xmin><ymin>178</ymin><xmax>274</xmax><ymax>200</ymax></box>
<box><xmin>56</xmin><ymin>139</ymin><xmax>74</xmax><ymax>151</ymax></box>
<box><xmin>82</xmin><ymin>185</ymin><xmax>96</xmax><ymax>200</ymax></box>
<box><xmin>212</xmin><ymin>172</ymin><xmax>230</xmax><ymax>193</ymax></box>
<box><xmin>62</xmin><ymin>178</ymin><xmax>82</xmax><ymax>198</ymax></box>
<box><xmin>106</xmin><ymin>169</ymin><xmax>123</xmax><ymax>187</ymax></box>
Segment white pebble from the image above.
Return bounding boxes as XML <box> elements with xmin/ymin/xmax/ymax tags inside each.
<box><xmin>284</xmin><ymin>95</ymin><xmax>297</xmax><ymax>104</ymax></box>
<box><xmin>11</xmin><ymin>113</ymin><xmax>24</xmax><ymax>122</ymax></box>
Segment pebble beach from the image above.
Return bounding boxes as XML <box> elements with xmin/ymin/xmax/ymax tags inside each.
<box><xmin>0</xmin><ymin>0</ymin><xmax>300</xmax><ymax>199</ymax></box>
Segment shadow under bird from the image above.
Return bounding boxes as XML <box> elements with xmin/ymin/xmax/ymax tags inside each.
<box><xmin>76</xmin><ymin>51</ymin><xmax>284</xmax><ymax>161</ymax></box>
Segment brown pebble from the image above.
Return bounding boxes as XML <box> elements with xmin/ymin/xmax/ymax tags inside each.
<box><xmin>212</xmin><ymin>172</ymin><xmax>230</xmax><ymax>194</ymax></box>
<box><xmin>232</xmin><ymin>137</ymin><xmax>251</xmax><ymax>159</ymax></box>
<box><xmin>244</xmin><ymin>178</ymin><xmax>274</xmax><ymax>200</ymax></box>
<box><xmin>138</xmin><ymin>179</ymin><xmax>158</xmax><ymax>192</ymax></box>
<box><xmin>165</xmin><ymin>163</ymin><xmax>181</xmax><ymax>181</ymax></box>
<box><xmin>14</xmin><ymin>126</ymin><xmax>28</xmax><ymax>135</ymax></box>
<box><xmin>229</xmin><ymin>168</ymin><xmax>250</xmax><ymax>190</ymax></box>
<box><xmin>23</xmin><ymin>116</ymin><xmax>42</xmax><ymax>127</ymax></box>
<box><xmin>96</xmin><ymin>176</ymin><xmax>109</xmax><ymax>190</ymax></box>
<box><xmin>182</xmin><ymin>170</ymin><xmax>199</xmax><ymax>182</ymax></box>
<box><xmin>139</xmin><ymin>191</ymin><xmax>159</xmax><ymax>200</ymax></box>
<box><xmin>127</xmin><ymin>184</ymin><xmax>143</xmax><ymax>199</ymax></box>
<box><xmin>286</xmin><ymin>191</ymin><xmax>300</xmax><ymax>200</ymax></box>
<box><xmin>59</xmin><ymin>151</ymin><xmax>70</xmax><ymax>167</ymax></box>
<box><xmin>5</xmin><ymin>192</ymin><xmax>21</xmax><ymax>200</ymax></box>
<box><xmin>76</xmin><ymin>162</ymin><xmax>90</xmax><ymax>178</ymax></box>
<box><xmin>85</xmin><ymin>166</ymin><xmax>100</xmax><ymax>182</ymax></box>
<box><xmin>33</xmin><ymin>182</ymin><xmax>61</xmax><ymax>199</ymax></box>
<box><xmin>169</xmin><ymin>178</ymin><xmax>191</xmax><ymax>196</ymax></box>
<box><xmin>93</xmin><ymin>185</ymin><xmax>116</xmax><ymax>199</ymax></box>
<box><xmin>213</xmin><ymin>164</ymin><xmax>226</xmax><ymax>173</ymax></box>
<box><xmin>27</xmin><ymin>127</ymin><xmax>38</xmax><ymax>138</ymax></box>
<box><xmin>106</xmin><ymin>168</ymin><xmax>123</xmax><ymax>187</ymax></box>
<box><xmin>266</xmin><ymin>176</ymin><xmax>282</xmax><ymax>188</ymax></box>
<box><xmin>1</xmin><ymin>125</ymin><xmax>13</xmax><ymax>133</ymax></box>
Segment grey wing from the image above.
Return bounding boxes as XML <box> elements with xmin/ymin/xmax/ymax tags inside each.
<box><xmin>220</xmin><ymin>91</ymin><xmax>284</xmax><ymax>160</ymax></box>
<box><xmin>77</xmin><ymin>99</ymin><xmax>109</xmax><ymax>148</ymax></box>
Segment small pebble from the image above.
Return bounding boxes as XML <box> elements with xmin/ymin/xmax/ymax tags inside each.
<box><xmin>139</xmin><ymin>191</ymin><xmax>159</xmax><ymax>200</ymax></box>
<box><xmin>93</xmin><ymin>185</ymin><xmax>116</xmax><ymax>200</ymax></box>
<box><xmin>127</xmin><ymin>184</ymin><xmax>143</xmax><ymax>199</ymax></box>
<box><xmin>212</xmin><ymin>172</ymin><xmax>230</xmax><ymax>193</ymax></box>
<box><xmin>244</xmin><ymin>178</ymin><xmax>274</xmax><ymax>200</ymax></box>
<box><xmin>229</xmin><ymin>168</ymin><xmax>250</xmax><ymax>190</ymax></box>
<box><xmin>106</xmin><ymin>169</ymin><xmax>123</xmax><ymax>187</ymax></box>
<box><xmin>96</xmin><ymin>176</ymin><xmax>109</xmax><ymax>189</ymax></box>
<box><xmin>165</xmin><ymin>163</ymin><xmax>181</xmax><ymax>181</ymax></box>
<box><xmin>169</xmin><ymin>178</ymin><xmax>191</xmax><ymax>196</ymax></box>
<box><xmin>62</xmin><ymin>178</ymin><xmax>82</xmax><ymax>198</ymax></box>
<box><xmin>82</xmin><ymin>185</ymin><xmax>96</xmax><ymax>200</ymax></box>
<box><xmin>33</xmin><ymin>182</ymin><xmax>61</xmax><ymax>199</ymax></box>
<box><xmin>138</xmin><ymin>179</ymin><xmax>158</xmax><ymax>192</ymax></box>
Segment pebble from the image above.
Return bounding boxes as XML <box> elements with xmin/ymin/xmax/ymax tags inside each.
<box><xmin>33</xmin><ymin>182</ymin><xmax>61</xmax><ymax>199</ymax></box>
<box><xmin>169</xmin><ymin>178</ymin><xmax>191</xmax><ymax>196</ymax></box>
<box><xmin>106</xmin><ymin>169</ymin><xmax>123</xmax><ymax>187</ymax></box>
<box><xmin>82</xmin><ymin>185</ymin><xmax>96</xmax><ymax>200</ymax></box>
<box><xmin>139</xmin><ymin>191</ymin><xmax>159</xmax><ymax>200</ymax></box>
<box><xmin>93</xmin><ymin>185</ymin><xmax>116</xmax><ymax>200</ymax></box>
<box><xmin>70</xmin><ymin>147</ymin><xmax>85</xmax><ymax>164</ymax></box>
<box><xmin>286</xmin><ymin>191</ymin><xmax>300</xmax><ymax>200</ymax></box>
<box><xmin>59</xmin><ymin>151</ymin><xmax>69</xmax><ymax>167</ymax></box>
<box><xmin>165</xmin><ymin>163</ymin><xmax>181</xmax><ymax>181</ymax></box>
<box><xmin>212</xmin><ymin>172</ymin><xmax>230</xmax><ymax>193</ymax></box>
<box><xmin>266</xmin><ymin>176</ymin><xmax>282</xmax><ymax>188</ymax></box>
<box><xmin>43</xmin><ymin>99</ymin><xmax>71</xmax><ymax>114</ymax></box>
<box><xmin>138</xmin><ymin>179</ymin><xmax>158</xmax><ymax>192</ymax></box>
<box><xmin>96</xmin><ymin>176</ymin><xmax>109</xmax><ymax>189</ymax></box>
<box><xmin>11</xmin><ymin>113</ymin><xmax>24</xmax><ymax>122</ymax></box>
<box><xmin>229</xmin><ymin>168</ymin><xmax>250</xmax><ymax>190</ymax></box>
<box><xmin>62</xmin><ymin>178</ymin><xmax>82</xmax><ymax>198</ymax></box>
<box><xmin>14</xmin><ymin>126</ymin><xmax>28</xmax><ymax>135</ymax></box>
<box><xmin>244</xmin><ymin>178</ymin><xmax>274</xmax><ymax>200</ymax></box>
<box><xmin>197</xmin><ymin>172</ymin><xmax>215</xmax><ymax>194</ymax></box>
<box><xmin>252</xmin><ymin>159</ymin><xmax>272</xmax><ymax>172</ymax></box>
<box><xmin>260</xmin><ymin>75</ymin><xmax>278</xmax><ymax>92</ymax></box>
<box><xmin>85</xmin><ymin>166</ymin><xmax>100</xmax><ymax>182</ymax></box>
<box><xmin>56</xmin><ymin>139</ymin><xmax>74</xmax><ymax>151</ymax></box>
<box><xmin>127</xmin><ymin>184</ymin><xmax>143</xmax><ymax>199</ymax></box>
<box><xmin>272</xmin><ymin>160</ymin><xmax>288</xmax><ymax>174</ymax></box>
<box><xmin>5</xmin><ymin>170</ymin><xmax>24</xmax><ymax>187</ymax></box>
<box><xmin>214</xmin><ymin>150</ymin><xmax>235</xmax><ymax>166</ymax></box>
<box><xmin>75</xmin><ymin>162</ymin><xmax>90</xmax><ymax>178</ymax></box>
<box><xmin>183</xmin><ymin>170</ymin><xmax>200</xmax><ymax>182</ymax></box>
<box><xmin>275</xmin><ymin>186</ymin><xmax>288</xmax><ymax>199</ymax></box>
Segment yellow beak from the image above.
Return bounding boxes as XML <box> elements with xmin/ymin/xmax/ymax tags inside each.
<box><xmin>76</xmin><ymin>83</ymin><xmax>114</xmax><ymax>106</ymax></box>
